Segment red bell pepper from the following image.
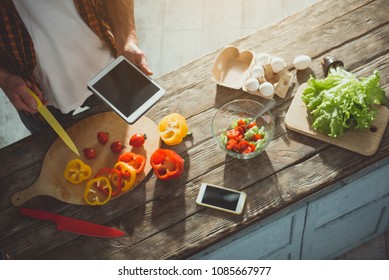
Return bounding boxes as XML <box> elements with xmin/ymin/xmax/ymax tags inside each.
<box><xmin>150</xmin><ymin>149</ymin><xmax>184</xmax><ymax>180</ymax></box>
<box><xmin>118</xmin><ymin>152</ymin><xmax>146</xmax><ymax>174</ymax></box>
<box><xmin>113</xmin><ymin>162</ymin><xmax>137</xmax><ymax>192</ymax></box>
<box><xmin>95</xmin><ymin>167</ymin><xmax>122</xmax><ymax>197</ymax></box>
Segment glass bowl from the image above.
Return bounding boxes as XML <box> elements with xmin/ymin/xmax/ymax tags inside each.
<box><xmin>211</xmin><ymin>99</ymin><xmax>275</xmax><ymax>159</ymax></box>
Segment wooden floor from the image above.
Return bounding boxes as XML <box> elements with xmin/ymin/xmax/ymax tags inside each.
<box><xmin>0</xmin><ymin>0</ymin><xmax>387</xmax><ymax>259</ymax></box>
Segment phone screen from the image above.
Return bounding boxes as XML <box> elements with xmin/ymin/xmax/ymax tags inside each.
<box><xmin>92</xmin><ymin>59</ymin><xmax>160</xmax><ymax>118</ymax></box>
<box><xmin>201</xmin><ymin>185</ymin><xmax>241</xmax><ymax>211</ymax></box>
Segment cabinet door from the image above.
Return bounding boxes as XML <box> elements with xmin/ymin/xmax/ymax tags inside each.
<box><xmin>302</xmin><ymin>164</ymin><xmax>389</xmax><ymax>259</ymax></box>
<box><xmin>191</xmin><ymin>206</ymin><xmax>306</xmax><ymax>260</ymax></box>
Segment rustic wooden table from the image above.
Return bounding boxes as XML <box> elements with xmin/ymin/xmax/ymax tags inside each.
<box><xmin>0</xmin><ymin>0</ymin><xmax>388</xmax><ymax>259</ymax></box>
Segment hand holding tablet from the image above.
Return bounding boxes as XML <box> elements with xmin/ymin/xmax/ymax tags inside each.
<box><xmin>87</xmin><ymin>56</ymin><xmax>165</xmax><ymax>124</ymax></box>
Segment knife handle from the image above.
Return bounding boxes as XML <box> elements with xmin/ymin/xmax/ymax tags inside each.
<box><xmin>19</xmin><ymin>207</ymin><xmax>60</xmax><ymax>222</ymax></box>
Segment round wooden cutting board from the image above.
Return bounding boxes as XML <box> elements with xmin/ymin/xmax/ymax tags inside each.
<box><xmin>11</xmin><ymin>112</ymin><xmax>160</xmax><ymax>206</ymax></box>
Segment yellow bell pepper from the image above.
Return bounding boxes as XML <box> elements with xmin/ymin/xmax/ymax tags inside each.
<box><xmin>83</xmin><ymin>176</ymin><xmax>112</xmax><ymax>206</ymax></box>
<box><xmin>113</xmin><ymin>162</ymin><xmax>136</xmax><ymax>192</ymax></box>
<box><xmin>63</xmin><ymin>159</ymin><xmax>92</xmax><ymax>184</ymax></box>
<box><xmin>158</xmin><ymin>113</ymin><xmax>188</xmax><ymax>146</ymax></box>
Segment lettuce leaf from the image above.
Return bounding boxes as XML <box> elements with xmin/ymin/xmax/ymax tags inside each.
<box><xmin>302</xmin><ymin>67</ymin><xmax>385</xmax><ymax>137</ymax></box>
<box><xmin>244</xmin><ymin>125</ymin><xmax>264</xmax><ymax>139</ymax></box>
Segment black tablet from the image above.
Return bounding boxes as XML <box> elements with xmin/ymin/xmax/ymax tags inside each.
<box><xmin>87</xmin><ymin>56</ymin><xmax>165</xmax><ymax>124</ymax></box>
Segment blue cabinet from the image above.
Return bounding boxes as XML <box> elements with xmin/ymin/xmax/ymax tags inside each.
<box><xmin>302</xmin><ymin>163</ymin><xmax>389</xmax><ymax>259</ymax></box>
<box><xmin>192</xmin><ymin>161</ymin><xmax>389</xmax><ymax>259</ymax></box>
<box><xmin>191</xmin><ymin>206</ymin><xmax>306</xmax><ymax>260</ymax></box>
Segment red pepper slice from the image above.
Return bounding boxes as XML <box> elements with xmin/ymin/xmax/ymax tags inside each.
<box><xmin>118</xmin><ymin>152</ymin><xmax>146</xmax><ymax>174</ymax></box>
<box><xmin>150</xmin><ymin>149</ymin><xmax>184</xmax><ymax>180</ymax></box>
<box><xmin>95</xmin><ymin>168</ymin><xmax>122</xmax><ymax>197</ymax></box>
<box><xmin>113</xmin><ymin>162</ymin><xmax>137</xmax><ymax>192</ymax></box>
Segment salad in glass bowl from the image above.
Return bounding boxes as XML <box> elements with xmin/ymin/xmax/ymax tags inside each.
<box><xmin>212</xmin><ymin>99</ymin><xmax>275</xmax><ymax>159</ymax></box>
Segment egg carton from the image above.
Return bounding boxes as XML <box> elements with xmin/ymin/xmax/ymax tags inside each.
<box><xmin>211</xmin><ymin>45</ymin><xmax>311</xmax><ymax>99</ymax></box>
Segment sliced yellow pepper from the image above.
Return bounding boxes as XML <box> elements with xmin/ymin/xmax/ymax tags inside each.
<box><xmin>64</xmin><ymin>159</ymin><xmax>92</xmax><ymax>184</ymax></box>
<box><xmin>158</xmin><ymin>113</ymin><xmax>188</xmax><ymax>146</ymax></box>
<box><xmin>113</xmin><ymin>162</ymin><xmax>136</xmax><ymax>192</ymax></box>
<box><xmin>83</xmin><ymin>176</ymin><xmax>112</xmax><ymax>206</ymax></box>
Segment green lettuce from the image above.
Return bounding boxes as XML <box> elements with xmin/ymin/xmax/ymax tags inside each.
<box><xmin>302</xmin><ymin>67</ymin><xmax>385</xmax><ymax>137</ymax></box>
<box><xmin>244</xmin><ymin>125</ymin><xmax>264</xmax><ymax>139</ymax></box>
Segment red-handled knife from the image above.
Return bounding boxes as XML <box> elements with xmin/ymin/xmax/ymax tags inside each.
<box><xmin>19</xmin><ymin>207</ymin><xmax>125</xmax><ymax>238</ymax></box>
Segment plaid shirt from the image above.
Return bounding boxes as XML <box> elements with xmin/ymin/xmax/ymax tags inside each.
<box><xmin>0</xmin><ymin>0</ymin><xmax>116</xmax><ymax>85</ymax></box>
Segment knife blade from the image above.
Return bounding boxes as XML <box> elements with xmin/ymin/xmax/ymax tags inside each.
<box><xmin>26</xmin><ymin>88</ymin><xmax>80</xmax><ymax>156</ymax></box>
<box><xmin>19</xmin><ymin>207</ymin><xmax>125</xmax><ymax>238</ymax></box>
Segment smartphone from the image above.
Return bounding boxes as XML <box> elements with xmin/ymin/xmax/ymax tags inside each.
<box><xmin>87</xmin><ymin>55</ymin><xmax>165</xmax><ymax>124</ymax></box>
<box><xmin>196</xmin><ymin>183</ymin><xmax>246</xmax><ymax>215</ymax></box>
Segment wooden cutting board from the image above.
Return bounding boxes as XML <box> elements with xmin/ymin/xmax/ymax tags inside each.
<box><xmin>11</xmin><ymin>112</ymin><xmax>160</xmax><ymax>206</ymax></box>
<box><xmin>285</xmin><ymin>84</ymin><xmax>389</xmax><ymax>156</ymax></box>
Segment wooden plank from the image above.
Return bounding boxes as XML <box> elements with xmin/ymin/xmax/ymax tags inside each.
<box><xmin>1</xmin><ymin>0</ymin><xmax>389</xmax><ymax>260</ymax></box>
<box><xmin>37</xmin><ymin>177</ymin><xmax>283</xmax><ymax>260</ymax></box>
<box><xmin>34</xmin><ymin>137</ymin><xmax>388</xmax><ymax>259</ymax></box>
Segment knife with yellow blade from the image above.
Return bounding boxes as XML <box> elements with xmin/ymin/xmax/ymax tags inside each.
<box><xmin>27</xmin><ymin>88</ymin><xmax>80</xmax><ymax>156</ymax></box>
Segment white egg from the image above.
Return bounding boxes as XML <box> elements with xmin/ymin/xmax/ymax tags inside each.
<box><xmin>255</xmin><ymin>53</ymin><xmax>271</xmax><ymax>66</ymax></box>
<box><xmin>250</xmin><ymin>65</ymin><xmax>265</xmax><ymax>78</ymax></box>
<box><xmin>245</xmin><ymin>77</ymin><xmax>260</xmax><ymax>92</ymax></box>
<box><xmin>270</xmin><ymin>57</ymin><xmax>286</xmax><ymax>73</ymax></box>
<box><xmin>293</xmin><ymin>55</ymin><xmax>312</xmax><ymax>70</ymax></box>
<box><xmin>259</xmin><ymin>82</ymin><xmax>274</xmax><ymax>97</ymax></box>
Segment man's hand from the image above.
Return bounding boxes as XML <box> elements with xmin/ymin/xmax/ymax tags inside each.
<box><xmin>103</xmin><ymin>0</ymin><xmax>153</xmax><ymax>76</ymax></box>
<box><xmin>118</xmin><ymin>40</ymin><xmax>153</xmax><ymax>76</ymax></box>
<box><xmin>0</xmin><ymin>69</ymin><xmax>44</xmax><ymax>113</ymax></box>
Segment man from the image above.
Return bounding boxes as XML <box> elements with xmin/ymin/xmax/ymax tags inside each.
<box><xmin>0</xmin><ymin>0</ymin><xmax>152</xmax><ymax>133</ymax></box>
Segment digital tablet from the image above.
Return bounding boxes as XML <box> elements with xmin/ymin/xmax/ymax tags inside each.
<box><xmin>87</xmin><ymin>56</ymin><xmax>165</xmax><ymax>124</ymax></box>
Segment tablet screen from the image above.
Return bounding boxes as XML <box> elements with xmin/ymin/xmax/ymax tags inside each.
<box><xmin>92</xmin><ymin>59</ymin><xmax>161</xmax><ymax>118</ymax></box>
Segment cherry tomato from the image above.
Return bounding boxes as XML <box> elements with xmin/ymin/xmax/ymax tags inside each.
<box><xmin>247</xmin><ymin>122</ymin><xmax>256</xmax><ymax>129</ymax></box>
<box><xmin>110</xmin><ymin>141</ymin><xmax>124</xmax><ymax>153</ymax></box>
<box><xmin>226</xmin><ymin>139</ymin><xmax>237</xmax><ymax>151</ymax></box>
<box><xmin>243</xmin><ymin>143</ymin><xmax>256</xmax><ymax>154</ymax></box>
<box><xmin>237</xmin><ymin>119</ymin><xmax>246</xmax><ymax>126</ymax></box>
<box><xmin>97</xmin><ymin>131</ymin><xmax>109</xmax><ymax>145</ymax></box>
<box><xmin>251</xmin><ymin>134</ymin><xmax>263</xmax><ymax>141</ymax></box>
<box><xmin>129</xmin><ymin>133</ymin><xmax>147</xmax><ymax>148</ymax></box>
<box><xmin>226</xmin><ymin>129</ymin><xmax>240</xmax><ymax>139</ymax></box>
<box><xmin>83</xmin><ymin>148</ymin><xmax>96</xmax><ymax>159</ymax></box>
<box><xmin>236</xmin><ymin>140</ymin><xmax>249</xmax><ymax>153</ymax></box>
<box><xmin>235</xmin><ymin>125</ymin><xmax>246</xmax><ymax>135</ymax></box>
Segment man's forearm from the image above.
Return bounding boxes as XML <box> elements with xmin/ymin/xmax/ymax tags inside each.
<box><xmin>103</xmin><ymin>0</ymin><xmax>137</xmax><ymax>54</ymax></box>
